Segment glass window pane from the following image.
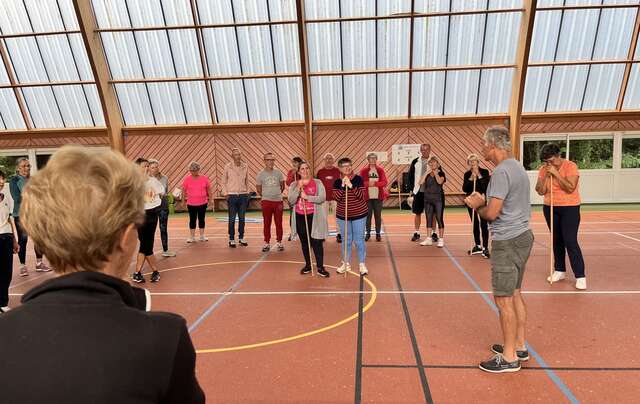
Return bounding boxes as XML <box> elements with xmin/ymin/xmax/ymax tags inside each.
<box><xmin>378</xmin><ymin>19</ymin><xmax>410</xmax><ymax>69</ymax></box>
<box><xmin>477</xmin><ymin>68</ymin><xmax>514</xmax><ymax>113</ymax></box>
<box><xmin>244</xmin><ymin>78</ymin><xmax>279</xmax><ymax>121</ymax></box>
<box><xmin>310</xmin><ymin>76</ymin><xmax>342</xmax><ymax>119</ymax></box>
<box><xmin>307</xmin><ymin>23</ymin><xmax>341</xmax><ymax>72</ymax></box>
<box><xmin>378</xmin><ymin>72</ymin><xmax>408</xmax><ymax>117</ymax></box>
<box><xmin>444</xmin><ymin>70</ymin><xmax>480</xmax><ymax>114</ymax></box>
<box><xmin>568</xmin><ymin>137</ymin><xmax>613</xmax><ymax>169</ymax></box>
<box><xmin>344</xmin><ymin>74</ymin><xmax>376</xmax><ymax>118</ymax></box>
<box><xmin>522</xmin><ymin>139</ymin><xmax>567</xmax><ymax>171</ymax></box>
<box><xmin>582</xmin><ymin>64</ymin><xmax>625</xmax><ymax>110</ymax></box>
<box><xmin>276</xmin><ymin>77</ymin><xmax>303</xmax><ymax>120</ymax></box>
<box><xmin>114</xmin><ymin>83</ymin><xmax>154</xmax><ymax>125</ymax></box>
<box><xmin>210</xmin><ymin>80</ymin><xmax>248</xmax><ymax>122</ymax></box>
<box><xmin>412</xmin><ymin>71</ymin><xmax>445</xmax><ymax>116</ymax></box>
<box><xmin>622</xmin><ymin>63</ymin><xmax>640</xmax><ymax>109</ymax></box>
<box><xmin>21</xmin><ymin>87</ymin><xmax>64</xmax><ymax>128</ymax></box>
<box><xmin>0</xmin><ymin>89</ymin><xmax>27</xmax><ymax>130</ymax></box>
<box><xmin>622</xmin><ymin>137</ymin><xmax>640</xmax><ymax>169</ymax></box>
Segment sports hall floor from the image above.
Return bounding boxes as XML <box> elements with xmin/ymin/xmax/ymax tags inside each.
<box><xmin>7</xmin><ymin>206</ymin><xmax>640</xmax><ymax>403</ymax></box>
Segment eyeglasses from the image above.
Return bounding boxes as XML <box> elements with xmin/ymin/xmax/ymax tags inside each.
<box><xmin>264</xmin><ymin>159</ymin><xmax>275</xmax><ymax>161</ymax></box>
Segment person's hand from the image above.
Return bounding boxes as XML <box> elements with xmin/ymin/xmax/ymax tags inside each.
<box><xmin>301</xmin><ymin>190</ymin><xmax>308</xmax><ymax>200</ymax></box>
<box><xmin>342</xmin><ymin>177</ymin><xmax>352</xmax><ymax>189</ymax></box>
<box><xmin>546</xmin><ymin>163</ymin><xmax>559</xmax><ymax>178</ymax></box>
<box><xmin>13</xmin><ymin>240</ymin><xmax>19</xmax><ymax>253</ymax></box>
<box><xmin>471</xmin><ymin>166</ymin><xmax>479</xmax><ymax>178</ymax></box>
<box><xmin>297</xmin><ymin>179</ymin><xmax>305</xmax><ymax>190</ymax></box>
<box><xmin>407</xmin><ymin>195</ymin><xmax>414</xmax><ymax>206</ymax></box>
<box><xmin>464</xmin><ymin>192</ymin><xmax>486</xmax><ymax>210</ymax></box>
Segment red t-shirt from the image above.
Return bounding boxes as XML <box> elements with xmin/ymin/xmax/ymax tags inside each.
<box><xmin>295</xmin><ymin>180</ymin><xmax>317</xmax><ymax>215</ymax></box>
<box><xmin>316</xmin><ymin>166</ymin><xmax>341</xmax><ymax>201</ymax></box>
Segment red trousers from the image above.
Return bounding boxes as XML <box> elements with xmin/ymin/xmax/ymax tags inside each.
<box><xmin>261</xmin><ymin>200</ymin><xmax>284</xmax><ymax>243</ymax></box>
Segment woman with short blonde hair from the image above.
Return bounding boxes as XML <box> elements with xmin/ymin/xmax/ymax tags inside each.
<box><xmin>1</xmin><ymin>146</ymin><xmax>204</xmax><ymax>403</ymax></box>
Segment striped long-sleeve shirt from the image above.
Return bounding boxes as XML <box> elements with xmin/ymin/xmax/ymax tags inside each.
<box><xmin>333</xmin><ymin>175</ymin><xmax>368</xmax><ymax>221</ymax></box>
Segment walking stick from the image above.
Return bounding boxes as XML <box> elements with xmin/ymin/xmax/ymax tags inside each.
<box><xmin>398</xmin><ymin>174</ymin><xmax>402</xmax><ymax>211</ymax></box>
<box><xmin>549</xmin><ymin>176</ymin><xmax>554</xmax><ymax>284</ymax></box>
<box><xmin>343</xmin><ymin>180</ymin><xmax>349</xmax><ymax>278</ymax></box>
<box><xmin>302</xmin><ymin>196</ymin><xmax>315</xmax><ymax>277</ymax></box>
<box><xmin>468</xmin><ymin>177</ymin><xmax>477</xmax><ymax>256</ymax></box>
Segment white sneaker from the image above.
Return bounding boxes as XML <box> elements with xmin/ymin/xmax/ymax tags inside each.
<box><xmin>276</xmin><ymin>242</ymin><xmax>284</xmax><ymax>251</ymax></box>
<box><xmin>19</xmin><ymin>265</ymin><xmax>28</xmax><ymax>277</ymax></box>
<box><xmin>437</xmin><ymin>238</ymin><xmax>444</xmax><ymax>248</ymax></box>
<box><xmin>162</xmin><ymin>250</ymin><xmax>176</xmax><ymax>257</ymax></box>
<box><xmin>336</xmin><ymin>261</ymin><xmax>351</xmax><ymax>274</ymax></box>
<box><xmin>199</xmin><ymin>235</ymin><xmax>208</xmax><ymax>242</ymax></box>
<box><xmin>547</xmin><ymin>271</ymin><xmax>566</xmax><ymax>283</ymax></box>
<box><xmin>420</xmin><ymin>238</ymin><xmax>433</xmax><ymax>246</ymax></box>
<box><xmin>186</xmin><ymin>237</ymin><xmax>195</xmax><ymax>244</ymax></box>
<box><xmin>359</xmin><ymin>263</ymin><xmax>368</xmax><ymax>276</ymax></box>
<box><xmin>575</xmin><ymin>277</ymin><xmax>587</xmax><ymax>290</ymax></box>
<box><xmin>0</xmin><ymin>306</ymin><xmax>10</xmax><ymax>313</ymax></box>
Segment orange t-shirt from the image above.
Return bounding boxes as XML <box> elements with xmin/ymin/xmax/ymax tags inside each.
<box><xmin>537</xmin><ymin>160</ymin><xmax>581</xmax><ymax>206</ymax></box>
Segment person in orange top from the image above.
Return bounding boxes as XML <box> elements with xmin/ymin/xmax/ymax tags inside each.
<box><xmin>535</xmin><ymin>143</ymin><xmax>586</xmax><ymax>290</ymax></box>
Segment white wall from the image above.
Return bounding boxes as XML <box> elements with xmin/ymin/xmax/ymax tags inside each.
<box><xmin>523</xmin><ymin>131</ymin><xmax>640</xmax><ymax>204</ymax></box>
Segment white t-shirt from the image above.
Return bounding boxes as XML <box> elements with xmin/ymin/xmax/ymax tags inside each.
<box><xmin>0</xmin><ymin>188</ymin><xmax>15</xmax><ymax>235</ymax></box>
<box><xmin>144</xmin><ymin>177</ymin><xmax>165</xmax><ymax>210</ymax></box>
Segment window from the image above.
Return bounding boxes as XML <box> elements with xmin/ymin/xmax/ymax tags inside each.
<box><xmin>522</xmin><ymin>138</ymin><xmax>567</xmax><ymax>171</ymax></box>
<box><xmin>568</xmin><ymin>137</ymin><xmax>613</xmax><ymax>170</ymax></box>
<box><xmin>0</xmin><ymin>155</ymin><xmax>29</xmax><ymax>179</ymax></box>
<box><xmin>622</xmin><ymin>137</ymin><xmax>640</xmax><ymax>169</ymax></box>
<box><xmin>36</xmin><ymin>153</ymin><xmax>53</xmax><ymax>170</ymax></box>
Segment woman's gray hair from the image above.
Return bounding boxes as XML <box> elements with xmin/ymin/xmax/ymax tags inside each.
<box><xmin>484</xmin><ymin>126</ymin><xmax>512</xmax><ymax>151</ymax></box>
<box><xmin>367</xmin><ymin>153</ymin><xmax>378</xmax><ymax>160</ymax></box>
<box><xmin>189</xmin><ymin>161</ymin><xmax>201</xmax><ymax>171</ymax></box>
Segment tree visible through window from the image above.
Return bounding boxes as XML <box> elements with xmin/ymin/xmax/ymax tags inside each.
<box><xmin>622</xmin><ymin>138</ymin><xmax>640</xmax><ymax>169</ymax></box>
<box><xmin>568</xmin><ymin>138</ymin><xmax>613</xmax><ymax>170</ymax></box>
<box><xmin>522</xmin><ymin>139</ymin><xmax>567</xmax><ymax>171</ymax></box>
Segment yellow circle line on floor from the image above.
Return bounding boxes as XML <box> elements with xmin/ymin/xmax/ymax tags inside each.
<box><xmin>154</xmin><ymin>260</ymin><xmax>377</xmax><ymax>354</ymax></box>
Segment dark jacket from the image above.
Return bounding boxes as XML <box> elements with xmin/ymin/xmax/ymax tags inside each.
<box><xmin>462</xmin><ymin>168</ymin><xmax>491</xmax><ymax>196</ymax></box>
<box><xmin>0</xmin><ymin>271</ymin><xmax>205</xmax><ymax>404</ymax></box>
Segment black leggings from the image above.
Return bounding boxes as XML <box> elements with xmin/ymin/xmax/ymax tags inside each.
<box><xmin>543</xmin><ymin>205</ymin><xmax>585</xmax><ymax>278</ymax></box>
<box><xmin>467</xmin><ymin>206</ymin><xmax>489</xmax><ymax>248</ymax></box>
<box><xmin>424</xmin><ymin>194</ymin><xmax>445</xmax><ymax>230</ymax></box>
<box><xmin>137</xmin><ymin>208</ymin><xmax>158</xmax><ymax>257</ymax></box>
<box><xmin>0</xmin><ymin>234</ymin><xmax>13</xmax><ymax>307</ymax></box>
<box><xmin>188</xmin><ymin>204</ymin><xmax>207</xmax><ymax>229</ymax></box>
<box><xmin>295</xmin><ymin>213</ymin><xmax>324</xmax><ymax>269</ymax></box>
<box><xmin>14</xmin><ymin>216</ymin><xmax>42</xmax><ymax>265</ymax></box>
<box><xmin>366</xmin><ymin>199</ymin><xmax>383</xmax><ymax>235</ymax></box>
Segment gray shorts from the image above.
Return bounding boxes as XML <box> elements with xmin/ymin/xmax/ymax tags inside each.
<box><xmin>490</xmin><ymin>229</ymin><xmax>534</xmax><ymax>297</ymax></box>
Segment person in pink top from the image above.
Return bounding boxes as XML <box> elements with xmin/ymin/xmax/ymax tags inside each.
<box><xmin>181</xmin><ymin>161</ymin><xmax>211</xmax><ymax>243</ymax></box>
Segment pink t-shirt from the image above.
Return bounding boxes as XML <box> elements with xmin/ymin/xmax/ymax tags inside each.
<box><xmin>182</xmin><ymin>175</ymin><xmax>211</xmax><ymax>206</ymax></box>
<box><xmin>295</xmin><ymin>180</ymin><xmax>317</xmax><ymax>215</ymax></box>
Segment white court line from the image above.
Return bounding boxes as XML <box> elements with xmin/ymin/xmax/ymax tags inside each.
<box><xmin>614</xmin><ymin>232</ymin><xmax>640</xmax><ymax>243</ymax></box>
<box><xmin>618</xmin><ymin>242</ymin><xmax>640</xmax><ymax>253</ymax></box>
<box><xmin>10</xmin><ymin>290</ymin><xmax>640</xmax><ymax>297</ymax></box>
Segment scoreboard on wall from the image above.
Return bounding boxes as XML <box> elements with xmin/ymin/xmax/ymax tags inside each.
<box><xmin>392</xmin><ymin>144</ymin><xmax>421</xmax><ymax>165</ymax></box>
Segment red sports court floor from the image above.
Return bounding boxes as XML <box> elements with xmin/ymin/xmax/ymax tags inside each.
<box><xmin>7</xmin><ymin>208</ymin><xmax>640</xmax><ymax>403</ymax></box>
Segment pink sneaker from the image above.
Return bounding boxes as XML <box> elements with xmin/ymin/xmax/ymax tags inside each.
<box><xmin>35</xmin><ymin>262</ymin><xmax>52</xmax><ymax>272</ymax></box>
<box><xmin>19</xmin><ymin>265</ymin><xmax>28</xmax><ymax>277</ymax></box>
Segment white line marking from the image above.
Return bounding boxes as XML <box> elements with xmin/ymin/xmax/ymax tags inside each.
<box><xmin>614</xmin><ymin>232</ymin><xmax>640</xmax><ymax>243</ymax></box>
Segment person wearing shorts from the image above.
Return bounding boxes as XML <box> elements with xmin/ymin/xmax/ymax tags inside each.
<box><xmin>466</xmin><ymin>127</ymin><xmax>534</xmax><ymax>374</ymax></box>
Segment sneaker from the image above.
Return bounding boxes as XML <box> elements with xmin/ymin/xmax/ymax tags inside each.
<box><xmin>150</xmin><ymin>271</ymin><xmax>160</xmax><ymax>283</ymax></box>
<box><xmin>482</xmin><ymin>248</ymin><xmax>491</xmax><ymax>259</ymax></box>
<box><xmin>0</xmin><ymin>306</ymin><xmax>10</xmax><ymax>313</ymax></box>
<box><xmin>437</xmin><ymin>238</ymin><xmax>444</xmax><ymax>248</ymax></box>
<box><xmin>547</xmin><ymin>271</ymin><xmax>566</xmax><ymax>283</ymax></box>
<box><xmin>132</xmin><ymin>271</ymin><xmax>145</xmax><ymax>283</ymax></box>
<box><xmin>411</xmin><ymin>232</ymin><xmax>421</xmax><ymax>242</ymax></box>
<box><xmin>276</xmin><ymin>242</ymin><xmax>284</xmax><ymax>251</ymax></box>
<box><xmin>162</xmin><ymin>250</ymin><xmax>176</xmax><ymax>257</ymax></box>
<box><xmin>365</xmin><ymin>233</ymin><xmax>371</xmax><ymax>242</ymax></box>
<box><xmin>186</xmin><ymin>237</ymin><xmax>195</xmax><ymax>244</ymax></box>
<box><xmin>419</xmin><ymin>237</ymin><xmax>433</xmax><ymax>246</ymax></box>
<box><xmin>491</xmin><ymin>344</ymin><xmax>529</xmax><ymax>361</ymax></box>
<box><xmin>317</xmin><ymin>267</ymin><xmax>330</xmax><ymax>278</ymax></box>
<box><xmin>228</xmin><ymin>240</ymin><xmax>237</xmax><ymax>248</ymax></box>
<box><xmin>262</xmin><ymin>244</ymin><xmax>271</xmax><ymax>252</ymax></box>
<box><xmin>199</xmin><ymin>235</ymin><xmax>209</xmax><ymax>242</ymax></box>
<box><xmin>336</xmin><ymin>234</ymin><xmax>342</xmax><ymax>243</ymax></box>
<box><xmin>359</xmin><ymin>263</ymin><xmax>368</xmax><ymax>276</ymax></box>
<box><xmin>431</xmin><ymin>232</ymin><xmax>439</xmax><ymax>242</ymax></box>
<box><xmin>336</xmin><ymin>262</ymin><xmax>351</xmax><ymax>274</ymax></box>
<box><xmin>479</xmin><ymin>354</ymin><xmax>521</xmax><ymax>373</ymax></box>
<box><xmin>288</xmin><ymin>234</ymin><xmax>292</xmax><ymax>242</ymax></box>
<box><xmin>300</xmin><ymin>266</ymin><xmax>312</xmax><ymax>275</ymax></box>
<box><xmin>469</xmin><ymin>245</ymin><xmax>483</xmax><ymax>256</ymax></box>
<box><xmin>575</xmin><ymin>277</ymin><xmax>587</xmax><ymax>290</ymax></box>
<box><xmin>35</xmin><ymin>262</ymin><xmax>52</xmax><ymax>272</ymax></box>
<box><xmin>376</xmin><ymin>234</ymin><xmax>382</xmax><ymax>242</ymax></box>
<box><xmin>239</xmin><ymin>239</ymin><xmax>248</xmax><ymax>247</ymax></box>
<box><xmin>19</xmin><ymin>265</ymin><xmax>28</xmax><ymax>277</ymax></box>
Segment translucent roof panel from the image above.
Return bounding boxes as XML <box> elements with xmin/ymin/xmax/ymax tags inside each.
<box><xmin>412</xmin><ymin>71</ymin><xmax>446</xmax><ymax>116</ymax></box>
<box><xmin>0</xmin><ymin>89</ymin><xmax>27</xmax><ymax>130</ymax></box>
<box><xmin>344</xmin><ymin>74</ymin><xmax>376</xmax><ymax>118</ymax></box>
<box><xmin>623</xmin><ymin>64</ymin><xmax>640</xmax><ymax>109</ymax></box>
<box><xmin>197</xmin><ymin>0</ymin><xmax>296</xmax><ymax>24</ymax></box>
<box><xmin>415</xmin><ymin>0</ymin><xmax>523</xmax><ymax>12</ymax></box>
<box><xmin>310</xmin><ymin>76</ymin><xmax>342</xmax><ymax>119</ymax></box>
<box><xmin>378</xmin><ymin>73</ymin><xmax>409</xmax><ymax>117</ymax></box>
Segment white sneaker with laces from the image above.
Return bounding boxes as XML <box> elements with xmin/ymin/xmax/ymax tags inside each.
<box><xmin>575</xmin><ymin>277</ymin><xmax>587</xmax><ymax>290</ymax></box>
<box><xmin>547</xmin><ymin>271</ymin><xmax>566</xmax><ymax>283</ymax></box>
<box><xmin>336</xmin><ymin>261</ymin><xmax>351</xmax><ymax>274</ymax></box>
<box><xmin>437</xmin><ymin>238</ymin><xmax>444</xmax><ymax>248</ymax></box>
<box><xmin>19</xmin><ymin>265</ymin><xmax>28</xmax><ymax>277</ymax></box>
<box><xmin>199</xmin><ymin>235</ymin><xmax>208</xmax><ymax>242</ymax></box>
<box><xmin>162</xmin><ymin>250</ymin><xmax>176</xmax><ymax>257</ymax></box>
<box><xmin>276</xmin><ymin>242</ymin><xmax>284</xmax><ymax>251</ymax></box>
<box><xmin>0</xmin><ymin>306</ymin><xmax>10</xmax><ymax>313</ymax></box>
<box><xmin>186</xmin><ymin>237</ymin><xmax>195</xmax><ymax>244</ymax></box>
<box><xmin>420</xmin><ymin>238</ymin><xmax>433</xmax><ymax>246</ymax></box>
<box><xmin>359</xmin><ymin>263</ymin><xmax>368</xmax><ymax>276</ymax></box>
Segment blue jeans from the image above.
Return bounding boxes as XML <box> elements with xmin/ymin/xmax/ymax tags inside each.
<box><xmin>228</xmin><ymin>194</ymin><xmax>249</xmax><ymax>240</ymax></box>
<box><xmin>337</xmin><ymin>217</ymin><xmax>366</xmax><ymax>263</ymax></box>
